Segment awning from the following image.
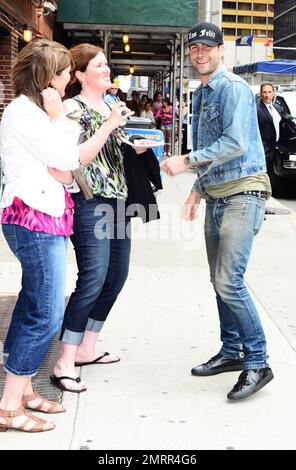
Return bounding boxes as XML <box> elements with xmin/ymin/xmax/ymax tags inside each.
<box><xmin>233</xmin><ymin>59</ymin><xmax>296</xmax><ymax>75</ymax></box>
<box><xmin>57</xmin><ymin>0</ymin><xmax>198</xmax><ymax>30</ymax></box>
<box><xmin>57</xmin><ymin>0</ymin><xmax>199</xmax><ymax>77</ymax></box>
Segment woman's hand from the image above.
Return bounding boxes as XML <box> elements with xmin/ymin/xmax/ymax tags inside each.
<box><xmin>106</xmin><ymin>102</ymin><xmax>134</xmax><ymax>130</ymax></box>
<box><xmin>42</xmin><ymin>87</ymin><xmax>65</xmax><ymax>121</ymax></box>
<box><xmin>48</xmin><ymin>167</ymin><xmax>74</xmax><ymax>185</ymax></box>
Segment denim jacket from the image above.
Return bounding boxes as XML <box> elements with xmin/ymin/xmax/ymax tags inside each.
<box><xmin>189</xmin><ymin>66</ymin><xmax>266</xmax><ymax>196</ymax></box>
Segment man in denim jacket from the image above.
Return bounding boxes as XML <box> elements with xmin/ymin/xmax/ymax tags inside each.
<box><xmin>161</xmin><ymin>22</ymin><xmax>273</xmax><ymax>400</ymax></box>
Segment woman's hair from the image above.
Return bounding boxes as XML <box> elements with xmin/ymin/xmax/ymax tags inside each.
<box><xmin>65</xmin><ymin>43</ymin><xmax>104</xmax><ymax>98</ymax></box>
<box><xmin>12</xmin><ymin>38</ymin><xmax>73</xmax><ymax>108</ymax></box>
<box><xmin>153</xmin><ymin>91</ymin><xmax>161</xmax><ymax>101</ymax></box>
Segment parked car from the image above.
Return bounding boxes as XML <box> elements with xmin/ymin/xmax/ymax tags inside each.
<box><xmin>256</xmin><ymin>90</ymin><xmax>296</xmax><ymax>197</ymax></box>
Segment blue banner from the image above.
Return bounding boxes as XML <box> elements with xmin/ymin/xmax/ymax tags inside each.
<box><xmin>235</xmin><ymin>35</ymin><xmax>253</xmax><ymax>46</ymax></box>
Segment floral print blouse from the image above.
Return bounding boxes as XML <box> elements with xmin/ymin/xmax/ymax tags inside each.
<box><xmin>68</xmin><ymin>97</ymin><xmax>128</xmax><ymax>200</ymax></box>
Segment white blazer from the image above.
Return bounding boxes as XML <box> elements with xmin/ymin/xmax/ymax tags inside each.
<box><xmin>0</xmin><ymin>95</ymin><xmax>80</xmax><ymax>217</ymax></box>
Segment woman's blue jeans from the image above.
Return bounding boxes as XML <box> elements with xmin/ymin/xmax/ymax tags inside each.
<box><xmin>60</xmin><ymin>194</ymin><xmax>131</xmax><ymax>346</ymax></box>
<box><xmin>1</xmin><ymin>224</ymin><xmax>67</xmax><ymax>376</ymax></box>
<box><xmin>204</xmin><ymin>193</ymin><xmax>269</xmax><ymax>369</ymax></box>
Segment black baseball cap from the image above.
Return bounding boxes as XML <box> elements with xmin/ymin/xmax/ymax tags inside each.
<box><xmin>188</xmin><ymin>22</ymin><xmax>223</xmax><ymax>47</ymax></box>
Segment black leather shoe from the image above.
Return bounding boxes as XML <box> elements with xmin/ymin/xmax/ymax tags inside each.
<box><xmin>191</xmin><ymin>353</ymin><xmax>244</xmax><ymax>376</ymax></box>
<box><xmin>227</xmin><ymin>367</ymin><xmax>274</xmax><ymax>400</ymax></box>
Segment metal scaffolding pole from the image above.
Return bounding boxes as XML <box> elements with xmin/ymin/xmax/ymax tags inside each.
<box><xmin>178</xmin><ymin>34</ymin><xmax>185</xmax><ymax>155</ymax></box>
<box><xmin>104</xmin><ymin>32</ymin><xmax>110</xmax><ymax>60</ymax></box>
<box><xmin>157</xmin><ymin>72</ymin><xmax>162</xmax><ymax>92</ymax></box>
<box><xmin>169</xmin><ymin>43</ymin><xmax>174</xmax><ymax>102</ymax></box>
<box><xmin>171</xmin><ymin>38</ymin><xmax>178</xmax><ymax>155</ymax></box>
<box><xmin>161</xmin><ymin>71</ymin><xmax>165</xmax><ymax>96</ymax></box>
<box><xmin>204</xmin><ymin>0</ymin><xmax>212</xmax><ymax>22</ymax></box>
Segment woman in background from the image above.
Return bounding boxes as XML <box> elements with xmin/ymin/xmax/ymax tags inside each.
<box><xmin>140</xmin><ymin>101</ymin><xmax>155</xmax><ymax>127</ymax></box>
<box><xmin>156</xmin><ymin>99</ymin><xmax>173</xmax><ymax>156</ymax></box>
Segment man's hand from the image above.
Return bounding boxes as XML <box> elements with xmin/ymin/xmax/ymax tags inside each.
<box><xmin>160</xmin><ymin>155</ymin><xmax>189</xmax><ymax>176</ymax></box>
<box><xmin>182</xmin><ymin>191</ymin><xmax>201</xmax><ymax>221</ymax></box>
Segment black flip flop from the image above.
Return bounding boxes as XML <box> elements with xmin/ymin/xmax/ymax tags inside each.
<box><xmin>75</xmin><ymin>351</ymin><xmax>120</xmax><ymax>367</ymax></box>
<box><xmin>50</xmin><ymin>375</ymin><xmax>87</xmax><ymax>393</ymax></box>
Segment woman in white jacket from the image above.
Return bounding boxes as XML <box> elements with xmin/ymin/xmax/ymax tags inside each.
<box><xmin>0</xmin><ymin>39</ymin><xmax>131</xmax><ymax>433</ymax></box>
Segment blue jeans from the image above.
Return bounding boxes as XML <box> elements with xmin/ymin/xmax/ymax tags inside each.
<box><xmin>204</xmin><ymin>193</ymin><xmax>269</xmax><ymax>369</ymax></box>
<box><xmin>60</xmin><ymin>194</ymin><xmax>131</xmax><ymax>345</ymax></box>
<box><xmin>1</xmin><ymin>224</ymin><xmax>67</xmax><ymax>376</ymax></box>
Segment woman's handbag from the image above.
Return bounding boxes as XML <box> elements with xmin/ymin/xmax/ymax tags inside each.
<box><xmin>72</xmin><ymin>167</ymin><xmax>93</xmax><ymax>200</ymax></box>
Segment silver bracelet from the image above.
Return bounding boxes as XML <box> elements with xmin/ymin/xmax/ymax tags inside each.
<box><xmin>64</xmin><ymin>182</ymin><xmax>75</xmax><ymax>190</ymax></box>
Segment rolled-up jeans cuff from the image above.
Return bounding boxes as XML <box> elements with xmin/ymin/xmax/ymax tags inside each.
<box><xmin>61</xmin><ymin>329</ymin><xmax>84</xmax><ymax>346</ymax></box>
<box><xmin>244</xmin><ymin>362</ymin><xmax>269</xmax><ymax>370</ymax></box>
<box><xmin>86</xmin><ymin>319</ymin><xmax>104</xmax><ymax>333</ymax></box>
<box><xmin>4</xmin><ymin>364</ymin><xmax>38</xmax><ymax>377</ymax></box>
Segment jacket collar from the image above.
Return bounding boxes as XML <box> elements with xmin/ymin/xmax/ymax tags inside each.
<box><xmin>194</xmin><ymin>65</ymin><xmax>226</xmax><ymax>95</ymax></box>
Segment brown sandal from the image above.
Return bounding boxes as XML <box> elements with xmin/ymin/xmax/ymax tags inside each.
<box><xmin>22</xmin><ymin>391</ymin><xmax>66</xmax><ymax>414</ymax></box>
<box><xmin>0</xmin><ymin>406</ymin><xmax>55</xmax><ymax>432</ymax></box>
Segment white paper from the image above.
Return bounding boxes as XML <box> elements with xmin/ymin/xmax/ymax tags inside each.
<box><xmin>121</xmin><ymin>137</ymin><xmax>163</xmax><ymax>148</ymax></box>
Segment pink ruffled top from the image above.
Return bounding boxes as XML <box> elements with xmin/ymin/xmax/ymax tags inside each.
<box><xmin>1</xmin><ymin>190</ymin><xmax>74</xmax><ymax>236</ymax></box>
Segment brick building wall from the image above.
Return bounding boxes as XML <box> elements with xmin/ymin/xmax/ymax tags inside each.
<box><xmin>0</xmin><ymin>1</ymin><xmax>57</xmax><ymax>119</ymax></box>
<box><xmin>0</xmin><ymin>11</ymin><xmax>19</xmax><ymax>118</ymax></box>
<box><xmin>0</xmin><ymin>1</ymin><xmax>57</xmax><ymax>192</ymax></box>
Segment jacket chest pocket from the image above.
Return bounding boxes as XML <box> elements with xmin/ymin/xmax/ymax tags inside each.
<box><xmin>204</xmin><ymin>105</ymin><xmax>222</xmax><ymax>141</ymax></box>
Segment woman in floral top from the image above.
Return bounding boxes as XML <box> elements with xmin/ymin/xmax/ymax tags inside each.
<box><xmin>51</xmin><ymin>44</ymin><xmax>140</xmax><ymax>393</ymax></box>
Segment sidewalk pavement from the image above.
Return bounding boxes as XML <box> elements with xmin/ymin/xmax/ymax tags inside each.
<box><xmin>1</xmin><ymin>171</ymin><xmax>296</xmax><ymax>450</ymax></box>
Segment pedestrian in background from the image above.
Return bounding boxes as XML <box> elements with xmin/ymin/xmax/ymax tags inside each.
<box><xmin>156</xmin><ymin>99</ymin><xmax>173</xmax><ymax>156</ymax></box>
<box><xmin>257</xmin><ymin>82</ymin><xmax>282</xmax><ymax>174</ymax></box>
<box><xmin>161</xmin><ymin>22</ymin><xmax>273</xmax><ymax>401</ymax></box>
<box><xmin>104</xmin><ymin>83</ymin><xmax>119</xmax><ymax>107</ymax></box>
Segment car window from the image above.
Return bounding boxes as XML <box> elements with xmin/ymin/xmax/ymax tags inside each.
<box><xmin>274</xmin><ymin>96</ymin><xmax>290</xmax><ymax>116</ymax></box>
<box><xmin>281</xmin><ymin>92</ymin><xmax>296</xmax><ymax>118</ymax></box>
